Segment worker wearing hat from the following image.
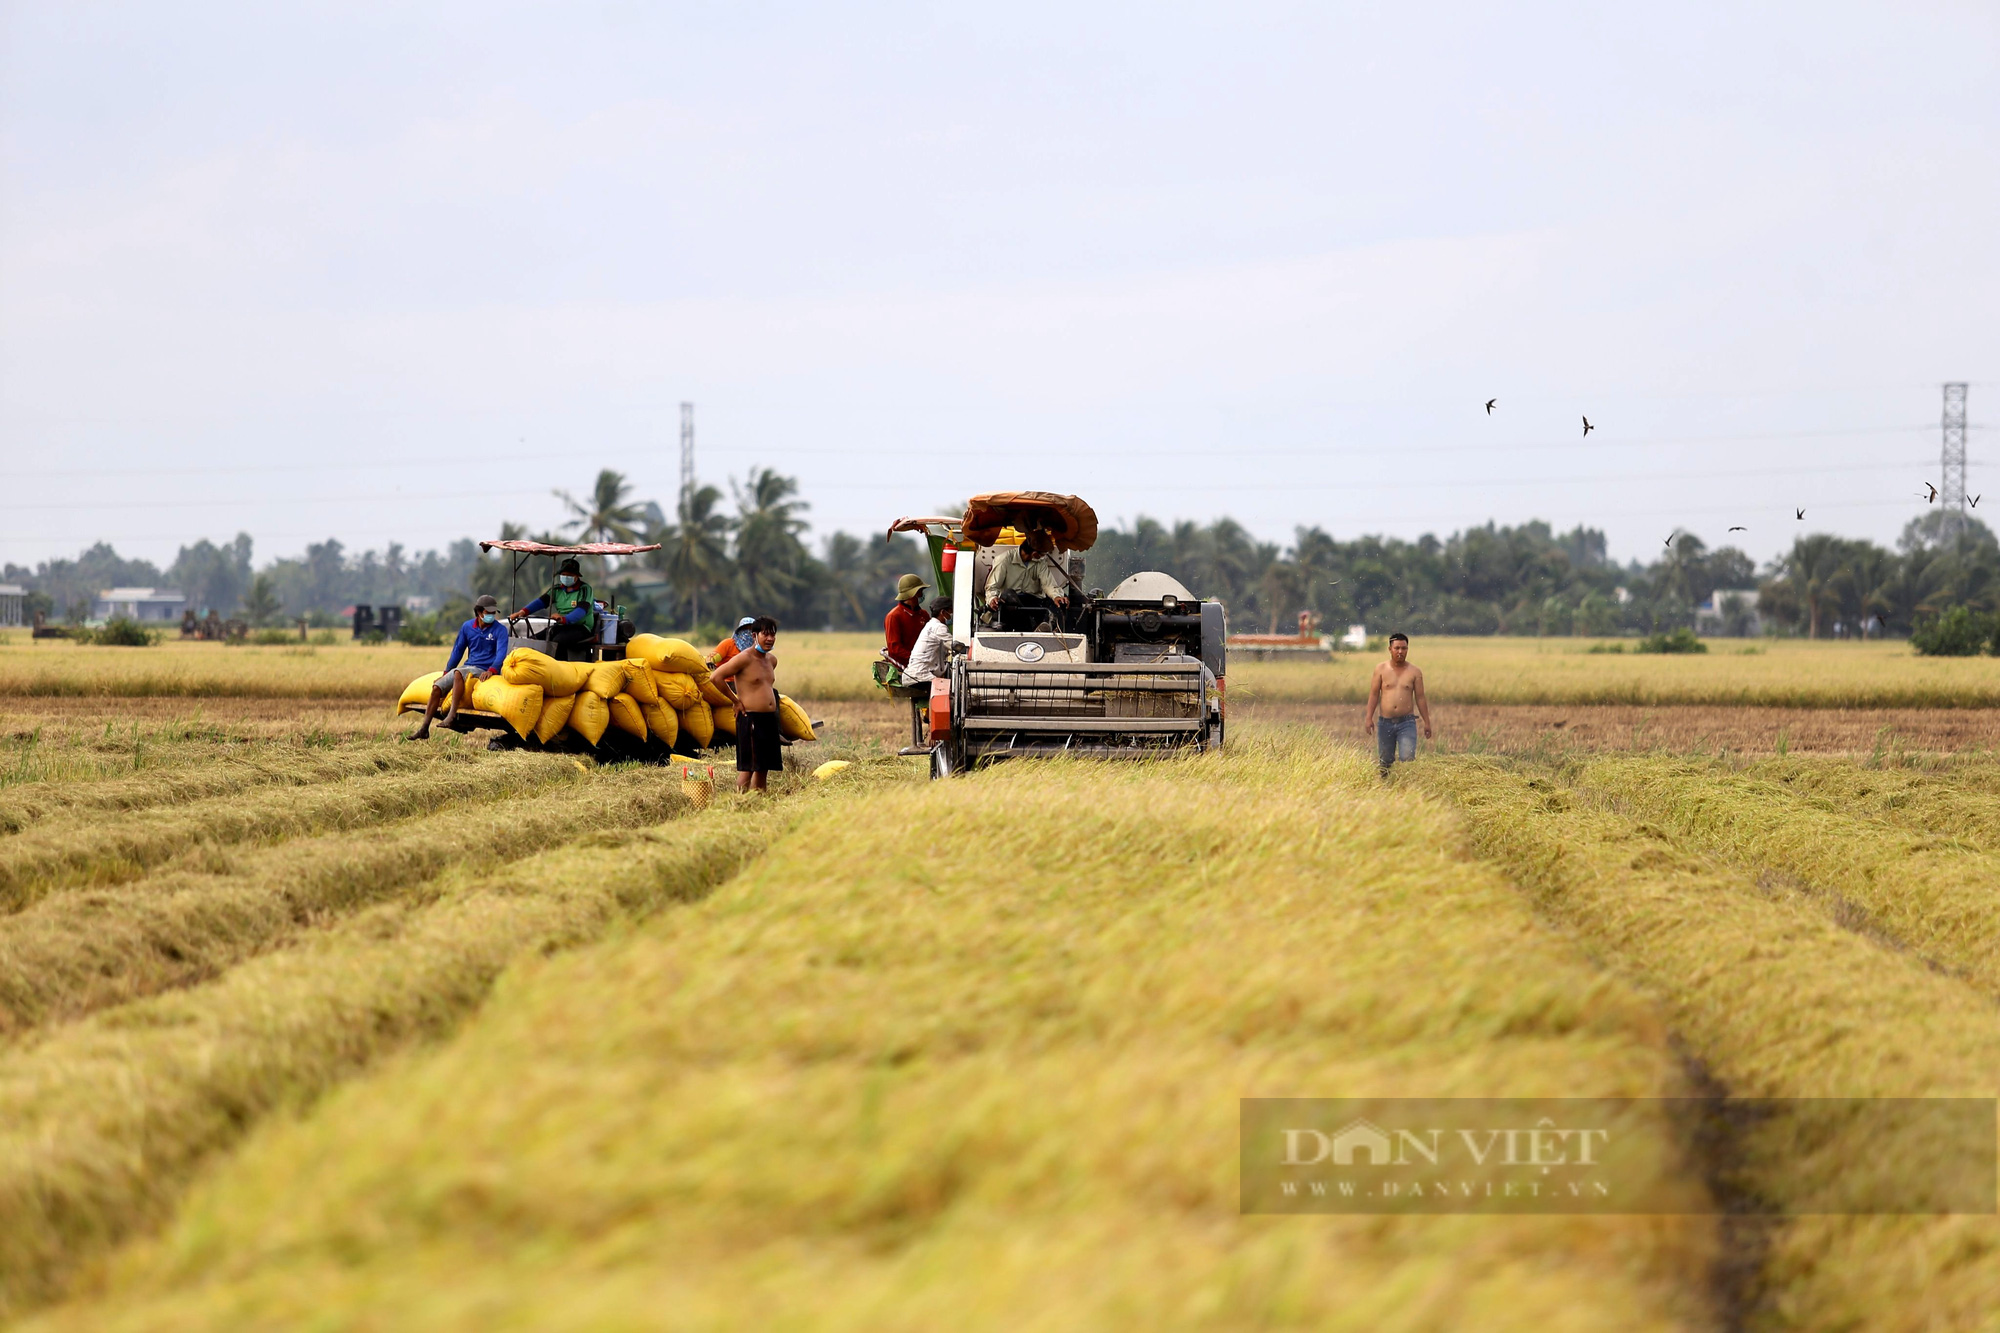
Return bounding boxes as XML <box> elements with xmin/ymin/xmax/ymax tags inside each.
<box><xmin>407</xmin><ymin>595</ymin><xmax>510</xmax><ymax>741</ymax></box>
<box><xmin>517</xmin><ymin>557</ymin><xmax>599</xmax><ymax>661</ymax></box>
<box><xmin>710</xmin><ymin>616</ymin><xmax>759</xmax><ymax>669</ymax></box>
<box><xmin>883</xmin><ymin>573</ymin><xmax>931</xmax><ymax>671</ymax></box>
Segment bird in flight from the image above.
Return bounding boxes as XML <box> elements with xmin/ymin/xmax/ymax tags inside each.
<box><xmin>1796</xmin><ymin>508</ymin><xmax>1806</xmax><ymax>520</ymax></box>
<box><xmin>1581</xmin><ymin>416</ymin><xmax>1594</xmax><ymax>436</ymax></box>
<box><xmin>1972</xmin><ymin>495</ymin><xmax>1983</xmax><ymax>508</ymax></box>
<box><xmin>1485</xmin><ymin>399</ymin><xmax>1497</xmax><ymax>415</ymax></box>
<box><xmin>1728</xmin><ymin>526</ymin><xmax>1747</xmax><ymax>532</ymax></box>
<box><xmin>1664</xmin><ymin>533</ymin><xmax>1675</xmax><ymax>548</ymax></box>
<box><xmin>1925</xmin><ymin>482</ymin><xmax>1939</xmax><ymax>503</ymax></box>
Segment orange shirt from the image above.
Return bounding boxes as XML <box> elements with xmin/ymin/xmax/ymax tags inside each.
<box><xmin>710</xmin><ymin>636</ymin><xmax>739</xmax><ymax>670</ymax></box>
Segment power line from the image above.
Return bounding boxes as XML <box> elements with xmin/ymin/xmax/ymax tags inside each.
<box><xmin>0</xmin><ymin>423</ymin><xmax>1936</xmax><ymax>482</ymax></box>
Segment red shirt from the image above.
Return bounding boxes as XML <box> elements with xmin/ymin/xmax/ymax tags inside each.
<box><xmin>883</xmin><ymin>600</ymin><xmax>930</xmax><ymax>666</ymax></box>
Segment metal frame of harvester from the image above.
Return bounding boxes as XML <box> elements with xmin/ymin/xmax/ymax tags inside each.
<box><xmin>885</xmin><ymin>494</ymin><xmax>1227</xmax><ymax>778</ymax></box>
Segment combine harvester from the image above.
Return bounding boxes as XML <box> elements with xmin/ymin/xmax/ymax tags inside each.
<box><xmin>886</xmin><ymin>493</ymin><xmax>1227</xmax><ymax>778</ymax></box>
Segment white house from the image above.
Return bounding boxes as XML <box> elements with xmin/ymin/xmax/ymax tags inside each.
<box><xmin>0</xmin><ymin>584</ymin><xmax>23</xmax><ymax>628</ymax></box>
<box><xmin>91</xmin><ymin>587</ymin><xmax>186</xmax><ymax>623</ymax></box>
<box><xmin>1695</xmin><ymin>588</ymin><xmax>1762</xmax><ymax>637</ymax></box>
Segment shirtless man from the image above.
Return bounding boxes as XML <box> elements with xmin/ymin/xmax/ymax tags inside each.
<box><xmin>710</xmin><ymin>616</ymin><xmax>782</xmax><ymax>792</ymax></box>
<box><xmin>1363</xmin><ymin>632</ymin><xmax>1433</xmax><ymax>776</ymax></box>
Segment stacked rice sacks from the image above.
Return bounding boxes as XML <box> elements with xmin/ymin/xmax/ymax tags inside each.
<box><xmin>394</xmin><ymin>635</ymin><xmax>762</xmax><ymax>753</ymax></box>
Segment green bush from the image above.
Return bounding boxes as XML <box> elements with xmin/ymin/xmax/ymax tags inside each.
<box><xmin>397</xmin><ymin>614</ymin><xmax>446</xmax><ymax>647</ymax></box>
<box><xmin>253</xmin><ymin>628</ymin><xmax>296</xmax><ymax>646</ymax></box>
<box><xmin>1634</xmin><ymin>627</ymin><xmax>1707</xmax><ymax>655</ymax></box>
<box><xmin>1586</xmin><ymin>641</ymin><xmax>1627</xmax><ymax>655</ymax></box>
<box><xmin>84</xmin><ymin>618</ymin><xmax>159</xmax><ymax>647</ymax></box>
<box><xmin>1911</xmin><ymin>606</ymin><xmax>1997</xmax><ymax>657</ymax></box>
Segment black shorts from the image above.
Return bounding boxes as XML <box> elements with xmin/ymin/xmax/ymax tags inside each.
<box><xmin>736</xmin><ymin>709</ymin><xmax>783</xmax><ymax>773</ymax></box>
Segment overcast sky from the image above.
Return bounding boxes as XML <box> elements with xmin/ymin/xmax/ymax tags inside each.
<box><xmin>3</xmin><ymin>2</ymin><xmax>1995</xmax><ymax>571</ymax></box>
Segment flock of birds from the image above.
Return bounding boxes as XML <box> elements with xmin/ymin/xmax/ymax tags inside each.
<box><xmin>1480</xmin><ymin>399</ymin><xmax>1980</xmax><ymax>553</ymax></box>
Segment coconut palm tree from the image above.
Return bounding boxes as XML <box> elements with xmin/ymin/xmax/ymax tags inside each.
<box><xmin>653</xmin><ymin>484</ymin><xmax>733</xmax><ymax>628</ymax></box>
<box><xmin>733</xmin><ymin>467</ymin><xmax>813</xmax><ymax>617</ymax></box>
<box><xmin>555</xmin><ymin>470</ymin><xmax>645</xmax><ymax>543</ymax></box>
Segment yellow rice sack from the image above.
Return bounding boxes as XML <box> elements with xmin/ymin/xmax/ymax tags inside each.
<box><xmin>698</xmin><ymin>675</ymin><xmax>733</xmax><ymax>709</ymax></box>
<box><xmin>583</xmin><ymin>660</ymin><xmax>626</xmax><ymax>699</ymax></box>
<box><xmin>567</xmin><ymin>691</ymin><xmax>610</xmax><ymax>745</ymax></box>
<box><xmin>606</xmin><ymin>692</ymin><xmax>647</xmax><ymax>741</ymax></box>
<box><xmin>777</xmin><ymin>694</ymin><xmax>815</xmax><ymax>741</ymax></box>
<box><xmin>620</xmin><ymin>658</ymin><xmax>659</xmax><ymax>704</ymax></box>
<box><xmin>398</xmin><ymin>672</ymin><xmax>444</xmax><ymax>712</ymax></box>
<box><xmin>535</xmin><ymin>693</ymin><xmax>576</xmax><ymax>744</ymax></box>
<box><xmin>469</xmin><ymin>676</ymin><xmax>544</xmax><ymax>740</ymax></box>
<box><xmin>640</xmin><ymin>699</ymin><xmax>678</xmax><ymax>748</ymax></box>
<box><xmin>652</xmin><ymin>670</ymin><xmax>702</xmax><ymax>710</ymax></box>
<box><xmin>502</xmin><ymin>648</ymin><xmax>585</xmax><ymax>698</ymax></box>
<box><xmin>678</xmin><ymin>699</ymin><xmax>715</xmax><ymax>748</ymax></box>
<box><xmin>627</xmin><ymin>634</ymin><xmax>709</xmax><ymax>677</ymax></box>
<box><xmin>711</xmin><ymin>703</ymin><xmax>736</xmax><ymax>736</ymax></box>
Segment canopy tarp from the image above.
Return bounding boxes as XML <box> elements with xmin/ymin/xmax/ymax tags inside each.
<box><xmin>960</xmin><ymin>492</ymin><xmax>1098</xmax><ymax>551</ymax></box>
<box><xmin>479</xmin><ymin>540</ymin><xmax>660</xmax><ymax>556</ymax></box>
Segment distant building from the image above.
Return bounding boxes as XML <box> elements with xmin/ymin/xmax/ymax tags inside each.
<box><xmin>0</xmin><ymin>584</ymin><xmax>23</xmax><ymax>628</ymax></box>
<box><xmin>92</xmin><ymin>587</ymin><xmax>186</xmax><ymax>623</ymax></box>
<box><xmin>1696</xmin><ymin>588</ymin><xmax>1762</xmax><ymax>637</ymax></box>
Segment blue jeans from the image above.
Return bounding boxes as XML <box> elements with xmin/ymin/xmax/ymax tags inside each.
<box><xmin>1376</xmin><ymin>714</ymin><xmax>1418</xmax><ymax>771</ymax></box>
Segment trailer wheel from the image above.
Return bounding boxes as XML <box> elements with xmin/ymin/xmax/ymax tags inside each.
<box><xmin>930</xmin><ymin>743</ymin><xmax>956</xmax><ymax>781</ymax></box>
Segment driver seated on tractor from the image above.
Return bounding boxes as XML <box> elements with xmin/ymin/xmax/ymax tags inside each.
<box><xmin>518</xmin><ymin>557</ymin><xmax>598</xmax><ymax>661</ymax></box>
<box><xmin>984</xmin><ymin>528</ymin><xmax>1069</xmax><ymax>631</ymax></box>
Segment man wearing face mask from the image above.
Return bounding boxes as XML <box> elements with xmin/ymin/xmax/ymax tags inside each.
<box><xmin>518</xmin><ymin>557</ymin><xmax>599</xmax><ymax>661</ymax></box>
<box><xmin>407</xmin><ymin>595</ymin><xmax>510</xmax><ymax>741</ymax></box>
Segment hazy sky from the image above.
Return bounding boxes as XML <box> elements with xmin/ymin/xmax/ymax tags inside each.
<box><xmin>3</xmin><ymin>2</ymin><xmax>1996</xmax><ymax>571</ymax></box>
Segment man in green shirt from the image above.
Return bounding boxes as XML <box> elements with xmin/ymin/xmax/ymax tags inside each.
<box><xmin>519</xmin><ymin>557</ymin><xmax>599</xmax><ymax>660</ymax></box>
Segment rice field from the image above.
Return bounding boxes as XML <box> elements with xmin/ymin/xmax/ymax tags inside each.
<box><xmin>7</xmin><ymin>631</ymin><xmax>1997</xmax><ymax>710</ymax></box>
<box><xmin>1</xmin><ymin>639</ymin><xmax>1998</xmax><ymax>1328</ymax></box>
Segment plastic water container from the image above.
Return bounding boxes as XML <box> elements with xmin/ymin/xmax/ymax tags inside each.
<box><xmin>599</xmin><ymin>611</ymin><xmax>619</xmax><ymax>644</ymax></box>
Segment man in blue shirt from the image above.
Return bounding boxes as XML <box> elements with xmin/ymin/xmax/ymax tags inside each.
<box><xmin>407</xmin><ymin>595</ymin><xmax>511</xmax><ymax>741</ymax></box>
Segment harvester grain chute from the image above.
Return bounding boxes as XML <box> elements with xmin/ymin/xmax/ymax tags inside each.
<box><xmin>885</xmin><ymin>493</ymin><xmax>1226</xmax><ymax>778</ymax></box>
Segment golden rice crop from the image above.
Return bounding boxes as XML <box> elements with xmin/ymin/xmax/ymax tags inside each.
<box><xmin>1232</xmin><ymin>637</ymin><xmax>2000</xmax><ymax>709</ymax></box>
<box><xmin>0</xmin><ymin>640</ymin><xmax>443</xmax><ymax>700</ymax></box>
<box><xmin>11</xmin><ymin>631</ymin><xmax>1996</xmax><ymax>710</ymax></box>
<box><xmin>1407</xmin><ymin>757</ymin><xmax>2000</xmax><ymax>1332</ymax></box>
<box><xmin>0</xmin><ymin>743</ymin><xmax>453</xmax><ymax>835</ymax></box>
<box><xmin>0</xmin><ymin>634</ymin><xmax>891</xmax><ymax>703</ymax></box>
<box><xmin>1731</xmin><ymin>754</ymin><xmax>2000</xmax><ymax>848</ymax></box>
<box><xmin>34</xmin><ymin>735</ymin><xmax>1722</xmax><ymax>1332</ymax></box>
<box><xmin>0</xmin><ymin>793</ymin><xmax>821</xmax><ymax>1319</ymax></box>
<box><xmin>1571</xmin><ymin>757</ymin><xmax>2000</xmax><ymax>995</ymax></box>
<box><xmin>0</xmin><ymin>767</ymin><xmax>704</xmax><ymax>1039</ymax></box>
<box><xmin>0</xmin><ymin>751</ymin><xmax>578</xmax><ymax>909</ymax></box>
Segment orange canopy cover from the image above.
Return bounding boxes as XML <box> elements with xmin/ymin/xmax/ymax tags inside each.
<box><xmin>960</xmin><ymin>492</ymin><xmax>1098</xmax><ymax>552</ymax></box>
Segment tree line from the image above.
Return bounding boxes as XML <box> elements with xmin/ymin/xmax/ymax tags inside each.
<box><xmin>7</xmin><ymin>468</ymin><xmax>1996</xmax><ymax>641</ymax></box>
